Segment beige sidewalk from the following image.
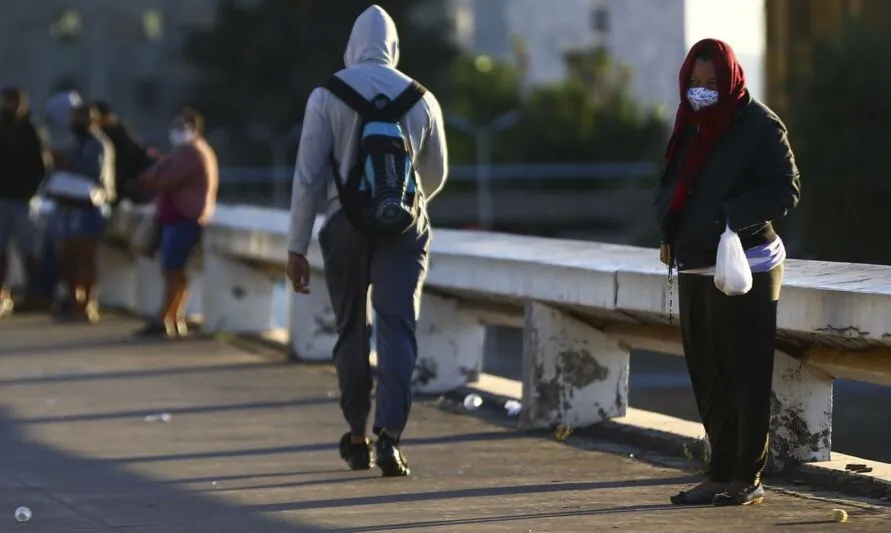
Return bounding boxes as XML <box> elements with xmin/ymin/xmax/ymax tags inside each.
<box><xmin>0</xmin><ymin>314</ymin><xmax>888</xmax><ymax>532</ymax></box>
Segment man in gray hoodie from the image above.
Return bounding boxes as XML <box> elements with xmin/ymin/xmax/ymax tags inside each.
<box><xmin>287</xmin><ymin>5</ymin><xmax>447</xmax><ymax>477</ymax></box>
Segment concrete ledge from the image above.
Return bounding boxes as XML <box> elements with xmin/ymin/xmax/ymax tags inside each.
<box><xmin>444</xmin><ymin>371</ymin><xmax>891</xmax><ymax>503</ymax></box>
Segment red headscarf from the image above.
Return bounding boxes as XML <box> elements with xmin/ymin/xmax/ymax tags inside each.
<box><xmin>664</xmin><ymin>39</ymin><xmax>748</xmax><ymax>216</ymax></box>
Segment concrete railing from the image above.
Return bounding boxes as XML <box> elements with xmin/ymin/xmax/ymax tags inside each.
<box><xmin>98</xmin><ymin>202</ymin><xmax>891</xmax><ymax>468</ymax></box>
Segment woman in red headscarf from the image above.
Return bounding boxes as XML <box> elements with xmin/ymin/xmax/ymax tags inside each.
<box><xmin>654</xmin><ymin>39</ymin><xmax>801</xmax><ymax>506</ymax></box>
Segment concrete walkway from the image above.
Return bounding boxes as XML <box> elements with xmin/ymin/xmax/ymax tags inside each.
<box><xmin>0</xmin><ymin>314</ymin><xmax>888</xmax><ymax>532</ymax></box>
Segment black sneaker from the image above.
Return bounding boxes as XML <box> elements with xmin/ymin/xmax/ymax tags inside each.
<box><xmin>338</xmin><ymin>432</ymin><xmax>372</xmax><ymax>471</ymax></box>
<box><xmin>375</xmin><ymin>432</ymin><xmax>410</xmax><ymax>477</ymax></box>
<box><xmin>670</xmin><ymin>482</ymin><xmax>725</xmax><ymax>505</ymax></box>
<box><xmin>712</xmin><ymin>482</ymin><xmax>765</xmax><ymax>506</ymax></box>
<box><xmin>134</xmin><ymin>321</ymin><xmax>176</xmax><ymax>339</ymax></box>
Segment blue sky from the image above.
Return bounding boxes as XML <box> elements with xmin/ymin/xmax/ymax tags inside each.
<box><xmin>685</xmin><ymin>0</ymin><xmax>765</xmax><ymax>98</ymax></box>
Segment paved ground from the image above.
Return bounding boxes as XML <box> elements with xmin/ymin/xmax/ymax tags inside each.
<box><xmin>0</xmin><ymin>315</ymin><xmax>889</xmax><ymax>532</ymax></box>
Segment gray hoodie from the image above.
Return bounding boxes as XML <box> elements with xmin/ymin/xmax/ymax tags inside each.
<box><xmin>287</xmin><ymin>5</ymin><xmax>449</xmax><ymax>255</ymax></box>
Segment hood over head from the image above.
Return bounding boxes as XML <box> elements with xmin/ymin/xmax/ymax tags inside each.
<box><xmin>45</xmin><ymin>90</ymin><xmax>83</xmax><ymax>130</ymax></box>
<box><xmin>344</xmin><ymin>5</ymin><xmax>400</xmax><ymax>68</ymax></box>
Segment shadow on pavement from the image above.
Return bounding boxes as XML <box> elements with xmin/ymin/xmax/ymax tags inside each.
<box><xmin>105</xmin><ymin>430</ymin><xmax>520</xmax><ymax>465</ymax></box>
<box><xmin>17</xmin><ymin>398</ymin><xmax>337</xmax><ymax>425</ymax></box>
<box><xmin>0</xmin><ymin>361</ymin><xmax>283</xmax><ymax>387</ymax></box>
<box><xmin>0</xmin><ymin>406</ymin><xmax>331</xmax><ymax>532</ymax></box>
<box><xmin>0</xmin><ymin>336</ymin><xmax>138</xmax><ymax>357</ymax></box>
<box><xmin>247</xmin><ymin>475</ymin><xmax>698</xmax><ymax>513</ymax></box>
<box><xmin>336</xmin><ymin>503</ymin><xmax>686</xmax><ymax>532</ymax></box>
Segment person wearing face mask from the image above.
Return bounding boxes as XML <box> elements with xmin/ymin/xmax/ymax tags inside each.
<box><xmin>92</xmin><ymin>101</ymin><xmax>159</xmax><ymax>206</ymax></box>
<box><xmin>43</xmin><ymin>103</ymin><xmax>115</xmax><ymax>322</ymax></box>
<box><xmin>654</xmin><ymin>39</ymin><xmax>801</xmax><ymax>506</ymax></box>
<box><xmin>135</xmin><ymin>108</ymin><xmax>218</xmax><ymax>338</ymax></box>
<box><xmin>0</xmin><ymin>87</ymin><xmax>50</xmax><ymax>314</ymax></box>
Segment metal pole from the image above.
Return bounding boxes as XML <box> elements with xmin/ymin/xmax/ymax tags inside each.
<box><xmin>90</xmin><ymin>3</ymin><xmax>108</xmax><ymax>99</ymax></box>
<box><xmin>272</xmin><ymin>137</ymin><xmax>288</xmax><ymax>207</ymax></box>
<box><xmin>475</xmin><ymin>132</ymin><xmax>493</xmax><ymax>230</ymax></box>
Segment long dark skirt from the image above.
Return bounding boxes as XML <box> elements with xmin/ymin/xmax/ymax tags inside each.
<box><xmin>678</xmin><ymin>264</ymin><xmax>783</xmax><ymax>484</ymax></box>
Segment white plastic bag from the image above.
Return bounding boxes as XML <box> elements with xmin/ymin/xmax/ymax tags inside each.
<box><xmin>43</xmin><ymin>171</ymin><xmax>106</xmax><ymax>205</ymax></box>
<box><xmin>714</xmin><ymin>224</ymin><xmax>753</xmax><ymax>296</ymax></box>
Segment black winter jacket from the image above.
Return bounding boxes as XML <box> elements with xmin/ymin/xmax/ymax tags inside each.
<box><xmin>0</xmin><ymin>116</ymin><xmax>47</xmax><ymax>201</ymax></box>
<box><xmin>654</xmin><ymin>96</ymin><xmax>801</xmax><ymax>271</ymax></box>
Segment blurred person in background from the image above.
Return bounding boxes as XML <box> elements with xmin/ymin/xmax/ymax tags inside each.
<box><xmin>135</xmin><ymin>108</ymin><xmax>217</xmax><ymax>339</ymax></box>
<box><xmin>287</xmin><ymin>5</ymin><xmax>448</xmax><ymax>477</ymax></box>
<box><xmin>93</xmin><ymin>100</ymin><xmax>160</xmax><ymax>205</ymax></box>
<box><xmin>0</xmin><ymin>87</ymin><xmax>50</xmax><ymax>315</ymax></box>
<box><xmin>37</xmin><ymin>89</ymin><xmax>84</xmax><ymax>312</ymax></box>
<box><xmin>44</xmin><ymin>90</ymin><xmax>83</xmax><ymax>159</ymax></box>
<box><xmin>44</xmin><ymin>103</ymin><xmax>115</xmax><ymax>322</ymax></box>
<box><xmin>655</xmin><ymin>39</ymin><xmax>800</xmax><ymax>507</ymax></box>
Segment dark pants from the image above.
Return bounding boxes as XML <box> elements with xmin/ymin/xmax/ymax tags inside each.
<box><xmin>36</xmin><ymin>210</ymin><xmax>64</xmax><ymax>303</ymax></box>
<box><xmin>678</xmin><ymin>264</ymin><xmax>783</xmax><ymax>485</ymax></box>
<box><xmin>318</xmin><ymin>210</ymin><xmax>430</xmax><ymax>438</ymax></box>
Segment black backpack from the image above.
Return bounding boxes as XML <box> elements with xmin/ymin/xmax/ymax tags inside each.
<box><xmin>323</xmin><ymin>75</ymin><xmax>427</xmax><ymax>238</ymax></box>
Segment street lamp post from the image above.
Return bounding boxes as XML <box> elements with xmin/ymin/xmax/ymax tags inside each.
<box><xmin>447</xmin><ymin>110</ymin><xmax>521</xmax><ymax>230</ymax></box>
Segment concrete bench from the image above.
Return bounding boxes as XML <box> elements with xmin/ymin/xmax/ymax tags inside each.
<box><xmin>96</xmin><ymin>202</ymin><xmax>891</xmax><ymax>470</ymax></box>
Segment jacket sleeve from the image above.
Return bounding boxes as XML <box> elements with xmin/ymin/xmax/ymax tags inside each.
<box><xmin>23</xmin><ymin>123</ymin><xmax>48</xmax><ymax>198</ymax></box>
<box><xmin>653</xmin><ymin>171</ymin><xmax>673</xmax><ymax>231</ymax></box>
<box><xmin>143</xmin><ymin>147</ymin><xmax>201</xmax><ymax>190</ymax></box>
<box><xmin>288</xmin><ymin>88</ymin><xmax>333</xmax><ymax>255</ymax></box>
<box><xmin>415</xmin><ymin>93</ymin><xmax>448</xmax><ymax>202</ymax></box>
<box><xmin>100</xmin><ymin>136</ymin><xmax>116</xmax><ymax>203</ymax></box>
<box><xmin>725</xmin><ymin>117</ymin><xmax>801</xmax><ymax>232</ymax></box>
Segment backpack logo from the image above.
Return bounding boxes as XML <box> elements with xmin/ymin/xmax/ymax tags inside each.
<box><xmin>385</xmin><ymin>153</ymin><xmax>398</xmax><ymax>188</ymax></box>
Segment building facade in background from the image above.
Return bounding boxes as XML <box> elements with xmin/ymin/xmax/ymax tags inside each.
<box><xmin>0</xmin><ymin>0</ymin><xmax>217</xmax><ymax>145</ymax></box>
<box><xmin>448</xmin><ymin>0</ymin><xmax>764</xmax><ymax>116</ymax></box>
<box><xmin>765</xmin><ymin>0</ymin><xmax>891</xmax><ymax>119</ymax></box>
<box><xmin>0</xmin><ymin>0</ymin><xmax>768</xmax><ymax>146</ymax></box>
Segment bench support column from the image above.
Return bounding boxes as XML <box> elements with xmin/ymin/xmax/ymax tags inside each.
<box><xmin>97</xmin><ymin>244</ymin><xmax>138</xmax><ymax>311</ymax></box>
<box><xmin>770</xmin><ymin>350</ymin><xmax>833</xmax><ymax>468</ymax></box>
<box><xmin>521</xmin><ymin>301</ymin><xmax>629</xmax><ymax>429</ymax></box>
<box><xmin>289</xmin><ymin>268</ymin><xmax>337</xmax><ymax>361</ymax></box>
<box><xmin>412</xmin><ymin>293</ymin><xmax>486</xmax><ymax>394</ymax></box>
<box><xmin>202</xmin><ymin>250</ymin><xmax>275</xmax><ymax>333</ymax></box>
<box><xmin>136</xmin><ymin>256</ymin><xmax>163</xmax><ymax>319</ymax></box>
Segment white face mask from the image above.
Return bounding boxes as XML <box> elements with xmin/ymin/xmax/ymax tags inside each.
<box><xmin>168</xmin><ymin>128</ymin><xmax>196</xmax><ymax>147</ymax></box>
<box><xmin>686</xmin><ymin>87</ymin><xmax>719</xmax><ymax>111</ymax></box>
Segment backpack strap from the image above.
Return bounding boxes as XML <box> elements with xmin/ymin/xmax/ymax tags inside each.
<box><xmin>323</xmin><ymin>75</ymin><xmax>376</xmax><ymax>119</ymax></box>
<box><xmin>382</xmin><ymin>81</ymin><xmax>427</xmax><ymax>121</ymax></box>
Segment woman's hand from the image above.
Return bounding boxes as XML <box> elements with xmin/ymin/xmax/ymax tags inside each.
<box><xmin>660</xmin><ymin>244</ymin><xmax>671</xmax><ymax>265</ymax></box>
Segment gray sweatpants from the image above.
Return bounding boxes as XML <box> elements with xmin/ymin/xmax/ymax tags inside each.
<box><xmin>318</xmin><ymin>210</ymin><xmax>430</xmax><ymax>437</ymax></box>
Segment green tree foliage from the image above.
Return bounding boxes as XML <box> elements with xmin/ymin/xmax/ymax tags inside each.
<box><xmin>789</xmin><ymin>19</ymin><xmax>891</xmax><ymax>264</ymax></box>
<box><xmin>182</xmin><ymin>0</ymin><xmax>457</xmax><ymax>163</ymax></box>
<box><xmin>444</xmin><ymin>55</ymin><xmax>524</xmax><ymax>164</ymax></box>
<box><xmin>446</xmin><ymin>47</ymin><xmax>668</xmax><ymax>164</ymax></box>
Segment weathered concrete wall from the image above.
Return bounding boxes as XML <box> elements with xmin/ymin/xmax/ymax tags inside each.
<box><xmin>521</xmin><ymin>301</ymin><xmax>629</xmax><ymax>428</ymax></box>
